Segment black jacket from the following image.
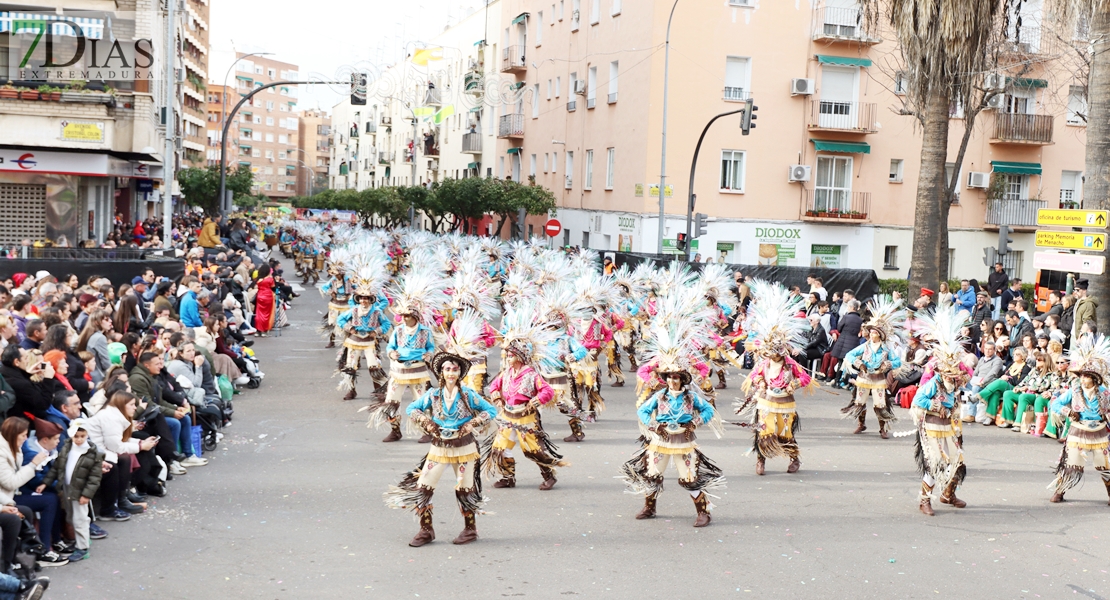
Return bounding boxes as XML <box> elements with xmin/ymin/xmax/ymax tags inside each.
<box><xmin>1</xmin><ymin>364</ymin><xmax>62</xmax><ymax>420</ymax></box>
<box><xmin>803</xmin><ymin>327</ymin><xmax>830</xmax><ymax>359</ymax></box>
<box><xmin>987</xmin><ymin>270</ymin><xmax>1009</xmax><ymax>299</ymax></box>
<box><xmin>830</xmin><ymin>312</ymin><xmax>863</xmax><ymax>360</ymax></box>
<box><xmin>970</xmin><ymin>303</ymin><xmax>992</xmax><ymax>329</ymax></box>
<box><xmin>1034</xmin><ymin>302</ymin><xmax>1062</xmax><ymax>323</ymax></box>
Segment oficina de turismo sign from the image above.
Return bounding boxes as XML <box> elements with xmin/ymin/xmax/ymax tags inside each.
<box><xmin>3</xmin><ymin>11</ymin><xmax>155</xmax><ymax>81</ymax></box>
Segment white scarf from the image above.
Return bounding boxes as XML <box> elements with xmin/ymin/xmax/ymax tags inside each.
<box><xmin>65</xmin><ymin>439</ymin><xmax>90</xmax><ymax>486</ymax></box>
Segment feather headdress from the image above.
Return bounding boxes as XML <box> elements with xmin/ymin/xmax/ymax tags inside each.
<box><xmin>631</xmin><ymin>261</ymin><xmax>659</xmax><ymax>293</ymax></box>
<box><xmin>451</xmin><ymin>263</ymin><xmax>501</xmax><ymax>321</ymax></box>
<box><xmin>500</xmin><ymin>301</ymin><xmax>559</xmax><ymax>372</ymax></box>
<box><xmin>861</xmin><ymin>297</ymin><xmax>909</xmax><ymax>348</ymax></box>
<box><xmin>743</xmin><ymin>279</ymin><xmax>810</xmax><ymax>358</ymax></box>
<box><xmin>697</xmin><ymin>263</ymin><xmax>735</xmax><ymax>306</ymax></box>
<box><xmin>387</xmin><ymin>267</ymin><xmax>449</xmax><ymax>325</ymax></box>
<box><xmin>656</xmin><ymin>260</ymin><xmax>698</xmax><ymax>298</ymax></box>
<box><xmin>347</xmin><ymin>250</ymin><xmax>390</xmax><ymax>299</ymax></box>
<box><xmin>611</xmin><ymin>264</ymin><xmax>648</xmax><ymax>299</ymax></box>
<box><xmin>430</xmin><ymin>310</ymin><xmax>488</xmax><ymax>379</ymax></box>
<box><xmin>500</xmin><ymin>269</ymin><xmax>539</xmax><ymax>310</ymax></box>
<box><xmin>913</xmin><ymin>304</ymin><xmax>970</xmax><ymax>381</ymax></box>
<box><xmin>538</xmin><ymin>283</ymin><xmax>592</xmax><ymax>332</ymax></box>
<box><xmin>576</xmin><ymin>269</ymin><xmax>620</xmax><ymax>314</ymax></box>
<box><xmin>1066</xmin><ymin>334</ymin><xmax>1110</xmax><ymax>383</ymax></box>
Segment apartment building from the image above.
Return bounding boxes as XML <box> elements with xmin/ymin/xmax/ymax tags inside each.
<box><xmin>329</xmin><ymin>1</ymin><xmax>503</xmax><ymax>192</ymax></box>
<box><xmin>0</xmin><ymin>2</ymin><xmax>170</xmax><ymax>244</ymax></box>
<box><xmin>297</xmin><ymin>109</ymin><xmax>331</xmax><ymax>196</ymax></box>
<box><xmin>205</xmin><ymin>83</ymin><xmax>240</xmax><ymax>168</ymax></box>
<box><xmin>179</xmin><ymin>0</ymin><xmax>209</xmax><ymax>167</ymax></box>
<box><xmin>232</xmin><ymin>53</ymin><xmax>301</xmax><ymax>200</ymax></box>
<box><xmin>493</xmin><ymin>0</ymin><xmax>1088</xmax><ymax>281</ymax></box>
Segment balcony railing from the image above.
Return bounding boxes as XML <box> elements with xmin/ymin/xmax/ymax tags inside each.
<box><xmin>498</xmin><ymin>113</ymin><xmax>525</xmax><ymax>138</ymax></box>
<box><xmin>462</xmin><ymin>132</ymin><xmax>483</xmax><ymax>154</ymax></box>
<box><xmin>808</xmin><ymin>100</ymin><xmax>878</xmax><ymax>133</ymax></box>
<box><xmin>425</xmin><ymin>88</ymin><xmax>441</xmax><ymax>106</ymax></box>
<box><xmin>813</xmin><ymin>3</ymin><xmax>881</xmax><ymax>44</ymax></box>
<box><xmin>991</xmin><ymin>113</ymin><xmax>1054</xmax><ymax>145</ymax></box>
<box><xmin>464</xmin><ymin>71</ymin><xmax>483</xmax><ymax>95</ymax></box>
<box><xmin>1003</xmin><ymin>26</ymin><xmax>1056</xmax><ymax>56</ymax></box>
<box><xmin>567</xmin><ymin>100</ymin><xmax>577</xmax><ymax>112</ymax></box>
<box><xmin>802</xmin><ymin>189</ymin><xmax>871</xmax><ymax>221</ymax></box>
<box><xmin>723</xmin><ymin>87</ymin><xmax>749</xmax><ymax>101</ymax></box>
<box><xmin>501</xmin><ymin>45</ymin><xmax>526</xmax><ymax>73</ymax></box>
<box><xmin>378</xmin><ymin>151</ymin><xmax>395</xmax><ymax>164</ymax></box>
<box><xmin>985</xmin><ymin>198</ymin><xmax>1046</xmax><ymax>227</ymax></box>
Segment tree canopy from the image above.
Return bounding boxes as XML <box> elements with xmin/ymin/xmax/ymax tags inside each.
<box><xmin>177</xmin><ymin>165</ymin><xmax>255</xmax><ymax>215</ymax></box>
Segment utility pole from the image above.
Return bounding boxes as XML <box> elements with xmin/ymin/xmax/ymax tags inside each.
<box><xmin>657</xmin><ymin>0</ymin><xmax>679</xmax><ymax>255</ymax></box>
<box><xmin>685</xmin><ymin>107</ymin><xmax>747</xmax><ymax>260</ymax></box>
<box><xmin>161</xmin><ymin>0</ymin><xmax>177</xmax><ymax>249</ymax></box>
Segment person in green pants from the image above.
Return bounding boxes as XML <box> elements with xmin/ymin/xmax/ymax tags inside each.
<box><xmin>974</xmin><ymin>348</ymin><xmax>1030</xmax><ymax>425</ymax></box>
<box><xmin>1000</xmin><ymin>352</ymin><xmax>1058</xmax><ymax>430</ymax></box>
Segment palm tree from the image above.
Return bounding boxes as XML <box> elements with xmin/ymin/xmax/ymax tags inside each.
<box><xmin>867</xmin><ymin>1</ymin><xmax>1004</xmax><ymax>296</ymax></box>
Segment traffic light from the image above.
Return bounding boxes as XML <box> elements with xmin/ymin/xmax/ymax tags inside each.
<box><xmin>695</xmin><ymin>212</ymin><xmax>708</xmax><ymax>237</ymax></box>
<box><xmin>998</xmin><ymin>224</ymin><xmax>1014</xmax><ymax>256</ymax></box>
<box><xmin>676</xmin><ymin>232</ymin><xmax>688</xmax><ymax>252</ymax></box>
<box><xmin>741</xmin><ymin>98</ymin><xmax>758</xmax><ymax>135</ymax></box>
<box><xmin>351</xmin><ymin>72</ymin><xmax>367</xmax><ymax>106</ymax></box>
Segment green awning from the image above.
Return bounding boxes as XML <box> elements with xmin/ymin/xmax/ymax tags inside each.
<box><xmin>810</xmin><ymin>139</ymin><xmax>871</xmax><ymax>154</ymax></box>
<box><xmin>467</xmin><ymin>162</ymin><xmax>478</xmax><ymax>169</ymax></box>
<box><xmin>512</xmin><ymin>12</ymin><xmax>529</xmax><ymax>25</ymax></box>
<box><xmin>469</xmin><ymin>106</ymin><xmax>482</xmax><ymax>113</ymax></box>
<box><xmin>474</xmin><ymin>40</ymin><xmax>485</xmax><ymax>47</ymax></box>
<box><xmin>1007</xmin><ymin>77</ymin><xmax>1047</xmax><ymax>89</ymax></box>
<box><xmin>511</xmin><ymin>81</ymin><xmax>525</xmax><ymax>90</ymax></box>
<box><xmin>991</xmin><ymin>161</ymin><xmax>1041</xmax><ymax>175</ymax></box>
<box><xmin>506</xmin><ymin>147</ymin><xmax>522</xmax><ymax>155</ymax></box>
<box><xmin>235</xmin><ymin>75</ymin><xmax>252</xmax><ymax>82</ymax></box>
<box><xmin>816</xmin><ymin>54</ymin><xmax>872</xmax><ymax>67</ymax></box>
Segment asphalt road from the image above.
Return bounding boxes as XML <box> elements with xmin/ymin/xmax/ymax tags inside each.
<box><xmin>50</xmin><ymin>273</ymin><xmax>1109</xmax><ymax>600</ymax></box>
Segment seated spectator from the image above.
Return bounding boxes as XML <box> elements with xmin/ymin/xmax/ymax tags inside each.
<box><xmin>19</xmin><ymin>419</ymin><xmax>64</xmax><ymax>557</ymax></box>
<box><xmin>1</xmin><ymin>346</ymin><xmax>63</xmax><ymax>421</ymax></box>
<box><xmin>83</xmin><ymin>391</ymin><xmax>159</xmax><ymax>518</ymax></box>
<box><xmin>961</xmin><ymin>341</ymin><xmax>1004</xmax><ymax>407</ymax></box>
<box><xmin>18</xmin><ymin>321</ymin><xmax>44</xmax><ymax>351</ymax></box>
<box><xmin>972</xmin><ymin>347</ymin><xmax>1031</xmax><ymax>425</ymax></box>
<box><xmin>38</xmin><ymin>419</ymin><xmax>105</xmax><ymax>563</ymax></box>
<box><xmin>999</xmin><ymin>351</ymin><xmax>1058</xmax><ymax>431</ymax></box>
<box><xmin>0</xmin><ymin>417</ymin><xmax>66</xmax><ymax>567</ymax></box>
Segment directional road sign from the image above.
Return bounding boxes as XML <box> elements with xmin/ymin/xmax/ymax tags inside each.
<box><xmin>1037</xmin><ymin>208</ymin><xmax>1109</xmax><ymax>228</ymax></box>
<box><xmin>1035</xmin><ymin>230</ymin><xmax>1107</xmax><ymax>250</ymax></box>
<box><xmin>1033</xmin><ymin>252</ymin><xmax>1107</xmax><ymax>275</ymax></box>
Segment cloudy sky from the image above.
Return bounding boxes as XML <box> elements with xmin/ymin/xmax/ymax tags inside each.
<box><xmin>208</xmin><ymin>0</ymin><xmax>487</xmax><ymax>113</ymax></box>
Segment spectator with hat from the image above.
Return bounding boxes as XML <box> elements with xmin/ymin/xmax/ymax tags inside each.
<box><xmin>1072</xmin><ymin>278</ymin><xmax>1098</xmax><ymax>347</ymax></box>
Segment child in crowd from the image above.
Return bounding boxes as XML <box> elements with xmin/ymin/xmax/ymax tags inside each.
<box><xmin>38</xmin><ymin>421</ymin><xmax>105</xmax><ymax>562</ymax></box>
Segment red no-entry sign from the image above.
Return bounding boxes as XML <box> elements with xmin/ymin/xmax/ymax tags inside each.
<box><xmin>545</xmin><ymin>218</ymin><xmax>562</xmax><ymax>237</ymax></box>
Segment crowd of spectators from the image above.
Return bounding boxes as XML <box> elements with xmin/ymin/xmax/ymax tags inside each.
<box><xmin>0</xmin><ymin>212</ymin><xmax>293</xmax><ymax>596</ymax></box>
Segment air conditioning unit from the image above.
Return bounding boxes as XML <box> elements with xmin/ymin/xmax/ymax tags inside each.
<box><xmin>788</xmin><ymin>164</ymin><xmax>811</xmax><ymax>182</ymax></box>
<box><xmin>985</xmin><ymin>94</ymin><xmax>1005</xmax><ymax>110</ymax></box>
<box><xmin>984</xmin><ymin>72</ymin><xmax>1005</xmax><ymax>91</ymax></box>
<box><xmin>574</xmin><ymin>80</ymin><xmax>587</xmax><ymax>95</ymax></box>
<box><xmin>791</xmin><ymin>78</ymin><xmax>814</xmax><ymax>96</ymax></box>
<box><xmin>967</xmin><ymin>171</ymin><xmax>990</xmax><ymax>189</ymax></box>
<box><xmin>565</xmin><ymin>175</ymin><xmax>573</xmax><ymax>188</ymax></box>
<box><xmin>428</xmin><ymin>159</ymin><xmax>439</xmax><ymax>170</ymax></box>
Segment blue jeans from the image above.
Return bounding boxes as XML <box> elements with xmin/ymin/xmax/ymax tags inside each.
<box><xmin>0</xmin><ymin>571</ymin><xmax>21</xmax><ymax>600</ymax></box>
<box><xmin>992</xmin><ymin>296</ymin><xmax>1002</xmax><ymax>320</ymax></box>
<box><xmin>165</xmin><ymin>414</ymin><xmax>195</xmax><ymax>457</ymax></box>
<box><xmin>20</xmin><ymin>489</ymin><xmax>60</xmax><ymax>546</ymax></box>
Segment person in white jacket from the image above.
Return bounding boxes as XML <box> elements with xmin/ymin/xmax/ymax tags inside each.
<box><xmin>84</xmin><ymin>392</ymin><xmax>157</xmax><ymax>521</ymax></box>
<box><xmin>165</xmin><ymin>342</ymin><xmax>208</xmax><ymax>408</ymax></box>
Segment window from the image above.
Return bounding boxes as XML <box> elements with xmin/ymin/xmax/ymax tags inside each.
<box><xmin>544</xmin><ymin>153</ymin><xmax>549</xmax><ymax>172</ymax></box>
<box><xmin>724</xmin><ymin>56</ymin><xmax>750</xmax><ymax>101</ymax></box>
<box><xmin>560</xmin><ymin>0</ymin><xmax>565</xmax><ymax>20</ymax></box>
<box><xmin>889</xmin><ymin>159</ymin><xmax>904</xmax><ymax>183</ymax></box>
<box><xmin>279</xmin><ymin>134</ymin><xmax>288</xmax><ymax>144</ymax></box>
<box><xmin>1004</xmin><ymin>87</ymin><xmax>1035</xmax><ymax>115</ymax></box>
<box><xmin>530</xmin><ymin>154</ymin><xmax>537</xmax><ymax>177</ymax></box>
<box><xmin>729</xmin><ymin>0</ymin><xmax>753</xmax><ymax>5</ymax></box>
<box><xmin>252</xmin><ymin>148</ymin><xmax>261</xmax><ymax>157</ymax></box>
<box><xmin>591</xmin><ymin>0</ymin><xmax>600</xmax><ymax>24</ymax></box>
<box><xmin>1067</xmin><ymin>85</ymin><xmax>1087</xmax><ymax>125</ymax></box>
<box><xmin>533</xmin><ymin>84</ymin><xmax>540</xmax><ymax>117</ymax></box>
<box><xmin>547</xmin><ymin>79</ymin><xmax>552</xmax><ymax>100</ymax></box>
<box><xmin>720</xmin><ymin>150</ymin><xmax>746</xmax><ymax>192</ymax></box>
<box><xmin>1060</xmin><ymin>170</ymin><xmax>1082</xmax><ymax>208</ymax></box>
<box><xmin>605</xmin><ymin>148</ymin><xmax>615</xmax><ymax>189</ymax></box>
<box><xmin>252</xmin><ymin>131</ymin><xmax>262</xmax><ymax>141</ymax></box>
<box><xmin>265</xmin><ymin>133</ymin><xmax>274</xmax><ymax>142</ymax></box>
<box><xmin>553</xmin><ymin>152</ymin><xmax>558</xmax><ymax>173</ymax></box>
<box><xmin>498</xmin><ymin>156</ymin><xmax>505</xmax><ymax>178</ymax></box>
<box><xmin>572</xmin><ymin>0</ymin><xmax>581</xmax><ymax>30</ymax></box>
<box><xmin>814</xmin><ymin>155</ymin><xmax>852</xmax><ymax>210</ymax></box>
<box><xmin>894</xmin><ymin>71</ymin><xmax>907</xmax><ymax>95</ymax></box>
<box><xmin>587</xmin><ymin>66</ymin><xmax>597</xmax><ymax>107</ymax></box>
<box><xmin>265</xmin><ymin>149</ymin><xmax>274</xmax><ymax>159</ymax></box>
<box><xmin>552</xmin><ymin>4</ymin><xmax>556</xmax><ymax>24</ymax></box>
<box><xmin>253</xmin><ymin>116</ymin><xmax>262</xmax><ymax>124</ymax></box>
<box><xmin>565</xmin><ymin>151</ymin><xmax>574</xmax><ymax>188</ymax></box>
<box><xmin>608</xmin><ymin>61</ymin><xmax>619</xmax><ymax>103</ymax></box>
<box><xmin>585</xmin><ymin>150</ymin><xmax>594</xmax><ymax>190</ymax></box>
<box><xmin>278</xmin><ymin>151</ymin><xmax>287</xmax><ymax>159</ymax></box>
<box><xmin>268</xmin><ymin>68</ymin><xmax>276</xmax><ymax>78</ymax></box>
<box><xmin>555</xmin><ymin>76</ymin><xmax>561</xmax><ymax>97</ymax></box>
<box><xmin>266</xmin><ymin>117</ymin><xmax>274</xmax><ymax>126</ymax></box>
<box><xmin>1002</xmin><ymin>174</ymin><xmax>1029</xmax><ymax>201</ymax></box>
<box><xmin>883</xmin><ymin>246</ymin><xmax>898</xmax><ymax>269</ymax></box>
<box><xmin>537</xmin><ymin>11</ymin><xmax>544</xmax><ymax>44</ymax></box>
<box><xmin>612</xmin><ymin>0</ymin><xmax>621</xmax><ymax>15</ymax></box>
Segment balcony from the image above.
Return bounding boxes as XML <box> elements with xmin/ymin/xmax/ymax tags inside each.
<box><xmin>498</xmin><ymin>113</ymin><xmax>524</xmax><ymax>139</ymax></box>
<box><xmin>501</xmin><ymin>45</ymin><xmax>526</xmax><ymax>73</ymax></box>
<box><xmin>985</xmin><ymin>198</ymin><xmax>1046</xmax><ymax>228</ymax></box>
<box><xmin>813</xmin><ymin>3</ymin><xmax>881</xmax><ymax>45</ymax></box>
<box><xmin>464</xmin><ymin>71</ymin><xmax>484</xmax><ymax>96</ymax></box>
<box><xmin>462</xmin><ymin>132</ymin><xmax>482</xmax><ymax>154</ymax></box>
<box><xmin>425</xmin><ymin>87</ymin><xmax>441</xmax><ymax>106</ymax></box>
<box><xmin>1002</xmin><ymin>26</ymin><xmax>1058</xmax><ymax>56</ymax></box>
<box><xmin>567</xmin><ymin>100</ymin><xmax>577</xmax><ymax>112</ymax></box>
<box><xmin>808</xmin><ymin>100</ymin><xmax>878</xmax><ymax>133</ymax></box>
<box><xmin>801</xmin><ymin>189</ymin><xmax>871</xmax><ymax>222</ymax></box>
<box><xmin>378</xmin><ymin>151</ymin><xmax>395</xmax><ymax>165</ymax></box>
<box><xmin>991</xmin><ymin>113</ymin><xmax>1054</xmax><ymax>145</ymax></box>
<box><xmin>723</xmin><ymin>87</ymin><xmax>749</xmax><ymax>102</ymax></box>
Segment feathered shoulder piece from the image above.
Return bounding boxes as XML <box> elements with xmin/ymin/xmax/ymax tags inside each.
<box><xmin>914</xmin><ymin>305</ymin><xmax>970</xmax><ymax>379</ymax></box>
<box><xmin>1066</xmin><ymin>334</ymin><xmax>1110</xmax><ymax>381</ymax></box>
<box><xmin>862</xmin><ymin>297</ymin><xmax>909</xmax><ymax>349</ymax></box>
<box><xmin>435</xmin><ymin>310</ymin><xmax>487</xmax><ymax>365</ymax></box>
<box><xmin>388</xmin><ymin>266</ymin><xmax>449</xmax><ymax>325</ymax></box>
<box><xmin>744</xmin><ymin>279</ymin><xmax>809</xmax><ymax>357</ymax></box>
<box><xmin>500</xmin><ymin>301</ymin><xmax>559</xmax><ymax>372</ymax></box>
<box><xmin>611</xmin><ymin>264</ymin><xmax>648</xmax><ymax>299</ymax></box>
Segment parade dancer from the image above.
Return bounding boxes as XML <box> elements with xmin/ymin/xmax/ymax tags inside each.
<box><xmin>383</xmin><ymin>317</ymin><xmax>497</xmax><ymax>547</ymax></box>
<box><xmin>362</xmin><ymin>269</ymin><xmax>446</xmax><ymax>443</ymax></box>
<box><xmin>699</xmin><ymin>264</ymin><xmax>741</xmax><ymax>390</ymax></box>
<box><xmin>537</xmin><ymin>286</ymin><xmax>592</xmax><ymax>442</ymax></box>
<box><xmin>320</xmin><ymin>247</ymin><xmax>354</xmax><ymax>349</ymax></box>
<box><xmin>483</xmin><ymin>307</ymin><xmax>568</xmax><ymax>491</ymax></box>
<box><xmin>1047</xmin><ymin>334</ymin><xmax>1110</xmax><ymax>505</ymax></box>
<box><xmin>908</xmin><ymin>306</ymin><xmax>970</xmax><ymax>516</ymax></box>
<box><xmin>619</xmin><ymin>321</ymin><xmax>725</xmax><ymax>528</ymax></box>
<box><xmin>448</xmin><ymin>256</ymin><xmax>501</xmax><ymax>393</ymax></box>
<box><xmin>335</xmin><ymin>256</ymin><xmax>391</xmax><ymax>401</ymax></box>
<box><xmin>842</xmin><ymin>298</ymin><xmax>907</xmax><ymax>438</ymax></box>
<box><xmin>739</xmin><ymin>280</ymin><xmax>813</xmax><ymax>476</ymax></box>
<box><xmin>576</xmin><ymin>273</ymin><xmax>618</xmax><ymax>416</ymax></box>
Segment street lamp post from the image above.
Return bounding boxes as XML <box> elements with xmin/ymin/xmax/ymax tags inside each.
<box><xmin>657</xmin><ymin>0</ymin><xmax>679</xmax><ymax>255</ymax></box>
<box><xmin>684</xmin><ymin>107</ymin><xmax>746</xmax><ymax>261</ymax></box>
<box><xmin>221</xmin><ymin>52</ymin><xmax>273</xmax><ymax>132</ymax></box>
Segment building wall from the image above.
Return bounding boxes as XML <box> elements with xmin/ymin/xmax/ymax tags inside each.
<box><xmin>180</xmin><ymin>0</ymin><xmax>210</xmax><ymax>167</ymax></box>
<box><xmin>205</xmin><ymin>84</ymin><xmax>240</xmax><ymax>168</ymax></box>
<box><xmin>297</xmin><ymin>109</ymin><xmax>331</xmax><ymax>196</ymax></box>
<box><xmin>232</xmin><ymin>54</ymin><xmax>301</xmax><ymax>199</ymax></box>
